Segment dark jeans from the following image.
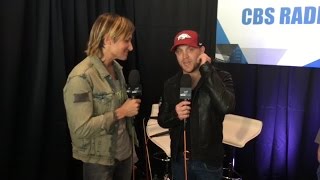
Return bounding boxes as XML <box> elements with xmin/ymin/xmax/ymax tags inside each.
<box><xmin>83</xmin><ymin>157</ymin><xmax>132</xmax><ymax>180</ymax></box>
<box><xmin>171</xmin><ymin>154</ymin><xmax>222</xmax><ymax>180</ymax></box>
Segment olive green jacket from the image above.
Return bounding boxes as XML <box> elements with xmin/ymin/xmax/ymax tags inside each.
<box><xmin>63</xmin><ymin>56</ymin><xmax>138</xmax><ymax>165</ymax></box>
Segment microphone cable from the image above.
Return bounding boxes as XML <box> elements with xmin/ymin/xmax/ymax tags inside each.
<box><xmin>143</xmin><ymin>117</ymin><xmax>153</xmax><ymax>180</ymax></box>
<box><xmin>131</xmin><ymin>117</ymin><xmax>136</xmax><ymax>180</ymax></box>
<box><xmin>183</xmin><ymin>117</ymin><xmax>189</xmax><ymax>180</ymax></box>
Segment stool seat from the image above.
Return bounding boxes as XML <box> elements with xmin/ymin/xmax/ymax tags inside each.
<box><xmin>223</xmin><ymin>114</ymin><xmax>263</xmax><ymax>148</ymax></box>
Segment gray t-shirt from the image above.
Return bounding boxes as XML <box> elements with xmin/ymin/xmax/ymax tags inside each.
<box><xmin>315</xmin><ymin>129</ymin><xmax>320</xmax><ymax>144</ymax></box>
<box><xmin>114</xmin><ymin>79</ymin><xmax>132</xmax><ymax>161</ymax></box>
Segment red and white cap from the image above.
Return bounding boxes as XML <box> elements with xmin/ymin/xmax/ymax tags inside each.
<box><xmin>171</xmin><ymin>30</ymin><xmax>202</xmax><ymax>51</ymax></box>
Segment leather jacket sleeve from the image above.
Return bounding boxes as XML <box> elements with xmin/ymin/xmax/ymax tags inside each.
<box><xmin>199</xmin><ymin>63</ymin><xmax>235</xmax><ymax>114</ymax></box>
<box><xmin>158</xmin><ymin>75</ymin><xmax>182</xmax><ymax>129</ymax></box>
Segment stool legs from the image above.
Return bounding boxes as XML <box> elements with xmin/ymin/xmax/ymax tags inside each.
<box><xmin>223</xmin><ymin>146</ymin><xmax>242</xmax><ymax>180</ymax></box>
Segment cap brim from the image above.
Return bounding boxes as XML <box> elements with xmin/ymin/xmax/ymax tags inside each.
<box><xmin>171</xmin><ymin>43</ymin><xmax>200</xmax><ymax>51</ymax></box>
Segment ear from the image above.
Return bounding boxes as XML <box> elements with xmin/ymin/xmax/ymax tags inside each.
<box><xmin>200</xmin><ymin>46</ymin><xmax>205</xmax><ymax>53</ymax></box>
<box><xmin>103</xmin><ymin>34</ymin><xmax>113</xmax><ymax>46</ymax></box>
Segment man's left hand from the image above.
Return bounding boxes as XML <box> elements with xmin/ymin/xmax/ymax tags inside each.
<box><xmin>198</xmin><ymin>53</ymin><xmax>212</xmax><ymax>66</ymax></box>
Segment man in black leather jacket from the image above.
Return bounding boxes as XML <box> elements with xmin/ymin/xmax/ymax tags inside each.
<box><xmin>158</xmin><ymin>30</ymin><xmax>236</xmax><ymax>180</ymax></box>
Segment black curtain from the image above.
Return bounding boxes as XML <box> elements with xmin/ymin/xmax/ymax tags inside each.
<box><xmin>1</xmin><ymin>0</ymin><xmax>320</xmax><ymax>180</ymax></box>
<box><xmin>1</xmin><ymin>0</ymin><xmax>125</xmax><ymax>179</ymax></box>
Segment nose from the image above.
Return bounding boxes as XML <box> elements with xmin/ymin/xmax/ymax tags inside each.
<box><xmin>128</xmin><ymin>41</ymin><xmax>133</xmax><ymax>51</ymax></box>
<box><xmin>181</xmin><ymin>51</ymin><xmax>189</xmax><ymax>59</ymax></box>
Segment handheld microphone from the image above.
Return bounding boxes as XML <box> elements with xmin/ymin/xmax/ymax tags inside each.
<box><xmin>180</xmin><ymin>74</ymin><xmax>192</xmax><ymax>173</ymax></box>
<box><xmin>127</xmin><ymin>69</ymin><xmax>142</xmax><ymax>99</ymax></box>
<box><xmin>180</xmin><ymin>74</ymin><xmax>192</xmax><ymax>100</ymax></box>
<box><xmin>127</xmin><ymin>70</ymin><xmax>142</xmax><ymax>178</ymax></box>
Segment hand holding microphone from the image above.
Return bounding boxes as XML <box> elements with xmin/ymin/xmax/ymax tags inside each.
<box><xmin>177</xmin><ymin>74</ymin><xmax>192</xmax><ymax>121</ymax></box>
<box><xmin>115</xmin><ymin>69</ymin><xmax>142</xmax><ymax>120</ymax></box>
<box><xmin>176</xmin><ymin>101</ymin><xmax>191</xmax><ymax>120</ymax></box>
<box><xmin>115</xmin><ymin>99</ymin><xmax>141</xmax><ymax>119</ymax></box>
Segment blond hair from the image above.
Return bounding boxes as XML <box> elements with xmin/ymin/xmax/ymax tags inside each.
<box><xmin>85</xmin><ymin>13</ymin><xmax>135</xmax><ymax>58</ymax></box>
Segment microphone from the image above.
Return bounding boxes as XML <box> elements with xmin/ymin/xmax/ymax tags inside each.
<box><xmin>180</xmin><ymin>74</ymin><xmax>192</xmax><ymax>172</ymax></box>
<box><xmin>180</xmin><ymin>74</ymin><xmax>192</xmax><ymax>100</ymax></box>
<box><xmin>127</xmin><ymin>69</ymin><xmax>142</xmax><ymax>99</ymax></box>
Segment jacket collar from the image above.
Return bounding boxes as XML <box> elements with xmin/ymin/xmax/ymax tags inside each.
<box><xmin>89</xmin><ymin>56</ymin><xmax>123</xmax><ymax>79</ymax></box>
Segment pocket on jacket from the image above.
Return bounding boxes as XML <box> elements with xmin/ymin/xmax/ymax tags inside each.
<box><xmin>92</xmin><ymin>92</ymin><xmax>114</xmax><ymax>114</ymax></box>
<box><xmin>77</xmin><ymin>138</ymin><xmax>94</xmax><ymax>155</ymax></box>
<box><xmin>77</xmin><ymin>132</ymin><xmax>112</xmax><ymax>156</ymax></box>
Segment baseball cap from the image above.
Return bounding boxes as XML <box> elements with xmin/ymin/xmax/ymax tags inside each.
<box><xmin>171</xmin><ymin>30</ymin><xmax>202</xmax><ymax>51</ymax></box>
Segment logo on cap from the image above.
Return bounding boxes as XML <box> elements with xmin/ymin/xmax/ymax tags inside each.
<box><xmin>171</xmin><ymin>30</ymin><xmax>200</xmax><ymax>51</ymax></box>
<box><xmin>177</xmin><ymin>33</ymin><xmax>192</xmax><ymax>41</ymax></box>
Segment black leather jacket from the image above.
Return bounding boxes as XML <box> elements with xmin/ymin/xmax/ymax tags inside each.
<box><xmin>158</xmin><ymin>63</ymin><xmax>235</xmax><ymax>167</ymax></box>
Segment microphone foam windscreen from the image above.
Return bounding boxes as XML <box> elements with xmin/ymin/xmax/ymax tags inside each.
<box><xmin>180</xmin><ymin>74</ymin><xmax>192</xmax><ymax>88</ymax></box>
<box><xmin>128</xmin><ymin>69</ymin><xmax>140</xmax><ymax>87</ymax></box>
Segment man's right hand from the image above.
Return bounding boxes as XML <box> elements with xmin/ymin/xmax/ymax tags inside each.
<box><xmin>115</xmin><ymin>99</ymin><xmax>141</xmax><ymax>119</ymax></box>
<box><xmin>175</xmin><ymin>100</ymin><xmax>191</xmax><ymax>120</ymax></box>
